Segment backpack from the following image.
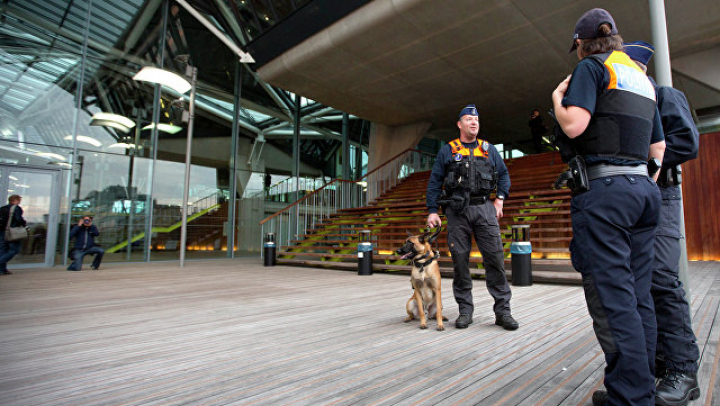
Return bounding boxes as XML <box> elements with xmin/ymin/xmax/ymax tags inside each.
<box><xmin>656</xmin><ymin>86</ymin><xmax>699</xmax><ymax>166</ymax></box>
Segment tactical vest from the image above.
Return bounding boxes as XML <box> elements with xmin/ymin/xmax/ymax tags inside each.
<box><xmin>444</xmin><ymin>138</ymin><xmax>496</xmax><ymax>195</ymax></box>
<box><xmin>572</xmin><ymin>51</ymin><xmax>657</xmax><ymax>161</ymax></box>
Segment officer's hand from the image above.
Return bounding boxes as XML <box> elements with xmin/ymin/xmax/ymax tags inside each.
<box><xmin>493</xmin><ymin>199</ymin><xmax>504</xmax><ymax>219</ymax></box>
<box><xmin>552</xmin><ymin>75</ymin><xmax>572</xmax><ymax>102</ymax></box>
<box><xmin>426</xmin><ymin>213</ymin><xmax>441</xmax><ymax>228</ymax></box>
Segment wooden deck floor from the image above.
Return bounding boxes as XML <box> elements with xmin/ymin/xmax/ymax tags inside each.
<box><xmin>0</xmin><ymin>260</ymin><xmax>718</xmax><ymax>406</ymax></box>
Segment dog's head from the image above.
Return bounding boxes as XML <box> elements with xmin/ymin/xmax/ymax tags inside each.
<box><xmin>396</xmin><ymin>227</ymin><xmax>443</xmax><ymax>260</ymax></box>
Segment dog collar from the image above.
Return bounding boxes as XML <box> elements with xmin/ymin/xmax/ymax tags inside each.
<box><xmin>413</xmin><ymin>251</ymin><xmax>440</xmax><ymax>273</ymax></box>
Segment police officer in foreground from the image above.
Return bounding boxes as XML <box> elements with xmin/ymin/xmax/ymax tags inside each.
<box><xmin>426</xmin><ymin>104</ymin><xmax>518</xmax><ymax>331</ymax></box>
<box><xmin>625</xmin><ymin>41</ymin><xmax>701</xmax><ymax>406</ymax></box>
<box><xmin>551</xmin><ymin>9</ymin><xmax>665</xmax><ymax>406</ymax></box>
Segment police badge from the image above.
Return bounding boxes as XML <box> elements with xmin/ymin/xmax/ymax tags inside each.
<box><xmin>454</xmin><ymin>153</ymin><xmax>463</xmax><ymax>161</ymax></box>
<box><xmin>481</xmin><ymin>141</ymin><xmax>489</xmax><ymax>152</ymax></box>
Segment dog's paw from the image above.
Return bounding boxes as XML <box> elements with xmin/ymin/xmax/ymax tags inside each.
<box><xmin>404</xmin><ymin>316</ymin><xmax>413</xmax><ymax>323</ymax></box>
<box><xmin>437</xmin><ymin>324</ymin><xmax>445</xmax><ymax>331</ymax></box>
<box><xmin>419</xmin><ymin>324</ymin><xmax>428</xmax><ymax>330</ymax></box>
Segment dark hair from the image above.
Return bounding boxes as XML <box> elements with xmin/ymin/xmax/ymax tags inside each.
<box><xmin>579</xmin><ymin>23</ymin><xmax>623</xmax><ymax>57</ymax></box>
<box><xmin>8</xmin><ymin>194</ymin><xmax>21</xmax><ymax>204</ymax></box>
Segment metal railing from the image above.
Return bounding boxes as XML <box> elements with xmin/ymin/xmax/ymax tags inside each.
<box><xmin>258</xmin><ymin>148</ymin><xmax>436</xmax><ymax>256</ymax></box>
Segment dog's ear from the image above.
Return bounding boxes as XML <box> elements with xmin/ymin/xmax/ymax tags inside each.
<box><xmin>406</xmin><ymin>229</ymin><xmax>413</xmax><ymax>237</ymax></box>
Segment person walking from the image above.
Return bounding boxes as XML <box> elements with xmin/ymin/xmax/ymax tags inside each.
<box><xmin>0</xmin><ymin>195</ymin><xmax>27</xmax><ymax>275</ymax></box>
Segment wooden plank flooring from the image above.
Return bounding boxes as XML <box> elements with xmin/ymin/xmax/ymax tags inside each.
<box><xmin>0</xmin><ymin>260</ymin><xmax>718</xmax><ymax>406</ymax></box>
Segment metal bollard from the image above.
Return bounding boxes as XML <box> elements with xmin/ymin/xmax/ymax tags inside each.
<box><xmin>358</xmin><ymin>230</ymin><xmax>373</xmax><ymax>275</ymax></box>
<box><xmin>510</xmin><ymin>225</ymin><xmax>532</xmax><ymax>286</ymax></box>
<box><xmin>263</xmin><ymin>232</ymin><xmax>276</xmax><ymax>267</ymax></box>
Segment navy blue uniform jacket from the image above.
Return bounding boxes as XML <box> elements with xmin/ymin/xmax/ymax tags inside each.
<box><xmin>426</xmin><ymin>140</ymin><xmax>510</xmax><ymax>214</ymax></box>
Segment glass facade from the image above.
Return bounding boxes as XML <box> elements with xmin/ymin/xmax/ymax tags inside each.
<box><xmin>0</xmin><ymin>0</ymin><xmax>369</xmax><ymax>268</ymax></box>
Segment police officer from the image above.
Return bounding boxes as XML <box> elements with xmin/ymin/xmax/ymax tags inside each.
<box><xmin>426</xmin><ymin>104</ymin><xmax>518</xmax><ymax>331</ymax></box>
<box><xmin>551</xmin><ymin>9</ymin><xmax>666</xmax><ymax>406</ymax></box>
<box><xmin>625</xmin><ymin>41</ymin><xmax>701</xmax><ymax>406</ymax></box>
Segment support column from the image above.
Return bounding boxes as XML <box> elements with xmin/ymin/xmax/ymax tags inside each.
<box><xmin>227</xmin><ymin>60</ymin><xmax>242</xmax><ymax>258</ymax></box>
<box><xmin>649</xmin><ymin>0</ymin><xmax>692</xmax><ymax>301</ymax></box>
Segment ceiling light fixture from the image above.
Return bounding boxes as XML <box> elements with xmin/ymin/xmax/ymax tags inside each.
<box><xmin>63</xmin><ymin>135</ymin><xmax>102</xmax><ymax>147</ymax></box>
<box><xmin>142</xmin><ymin>123</ymin><xmax>183</xmax><ymax>134</ymax></box>
<box><xmin>133</xmin><ymin>66</ymin><xmax>192</xmax><ymax>94</ymax></box>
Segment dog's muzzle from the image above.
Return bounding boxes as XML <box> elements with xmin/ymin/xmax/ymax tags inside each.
<box><xmin>396</xmin><ymin>242</ymin><xmax>416</xmax><ymax>260</ymax></box>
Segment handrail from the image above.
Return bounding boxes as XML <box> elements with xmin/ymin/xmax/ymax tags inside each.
<box><xmin>258</xmin><ymin>148</ymin><xmax>434</xmax><ymax>226</ymax></box>
<box><xmin>358</xmin><ymin>148</ymin><xmax>435</xmax><ymax>181</ymax></box>
<box><xmin>258</xmin><ymin>178</ymin><xmax>356</xmax><ymax>225</ymax></box>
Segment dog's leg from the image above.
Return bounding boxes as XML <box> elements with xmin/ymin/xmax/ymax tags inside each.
<box><xmin>405</xmin><ymin>296</ymin><xmax>416</xmax><ymax>322</ymax></box>
<box><xmin>434</xmin><ymin>287</ymin><xmax>445</xmax><ymax>331</ymax></box>
<box><xmin>414</xmin><ymin>290</ymin><xmax>427</xmax><ymax>329</ymax></box>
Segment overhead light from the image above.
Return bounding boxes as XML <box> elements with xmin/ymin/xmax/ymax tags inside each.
<box><xmin>108</xmin><ymin>143</ymin><xmax>135</xmax><ymax>149</ymax></box>
<box><xmin>142</xmin><ymin>123</ymin><xmax>183</xmax><ymax>134</ymax></box>
<box><xmin>63</xmin><ymin>135</ymin><xmax>102</xmax><ymax>147</ymax></box>
<box><xmin>133</xmin><ymin>66</ymin><xmax>192</xmax><ymax>94</ymax></box>
<box><xmin>35</xmin><ymin>152</ymin><xmax>66</xmax><ymax>161</ymax></box>
<box><xmin>90</xmin><ymin>112</ymin><xmax>135</xmax><ymax>133</ymax></box>
<box><xmin>90</xmin><ymin>112</ymin><xmax>135</xmax><ymax>128</ymax></box>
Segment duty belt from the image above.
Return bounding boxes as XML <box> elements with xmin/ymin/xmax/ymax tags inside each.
<box><xmin>586</xmin><ymin>164</ymin><xmax>648</xmax><ymax>181</ymax></box>
<box><xmin>469</xmin><ymin>195</ymin><xmax>488</xmax><ymax>205</ymax></box>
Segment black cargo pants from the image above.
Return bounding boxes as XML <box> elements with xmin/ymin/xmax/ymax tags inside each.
<box><xmin>445</xmin><ymin>200</ymin><xmax>512</xmax><ymax>316</ymax></box>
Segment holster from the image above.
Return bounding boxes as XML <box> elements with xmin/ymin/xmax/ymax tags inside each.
<box><xmin>554</xmin><ymin>155</ymin><xmax>589</xmax><ymax>196</ymax></box>
<box><xmin>449</xmin><ymin>190</ymin><xmax>470</xmax><ymax>213</ymax></box>
<box><xmin>657</xmin><ymin>164</ymin><xmax>682</xmax><ymax>187</ymax></box>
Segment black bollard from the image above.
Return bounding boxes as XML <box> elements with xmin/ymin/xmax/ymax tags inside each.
<box><xmin>358</xmin><ymin>230</ymin><xmax>373</xmax><ymax>275</ymax></box>
<box><xmin>263</xmin><ymin>232</ymin><xmax>276</xmax><ymax>266</ymax></box>
<box><xmin>510</xmin><ymin>225</ymin><xmax>532</xmax><ymax>286</ymax></box>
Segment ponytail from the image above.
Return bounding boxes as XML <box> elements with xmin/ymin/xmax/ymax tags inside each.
<box><xmin>579</xmin><ymin>23</ymin><xmax>623</xmax><ymax>57</ymax></box>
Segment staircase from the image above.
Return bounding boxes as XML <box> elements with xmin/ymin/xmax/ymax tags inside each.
<box><xmin>274</xmin><ymin>151</ymin><xmax>580</xmax><ymax>284</ymax></box>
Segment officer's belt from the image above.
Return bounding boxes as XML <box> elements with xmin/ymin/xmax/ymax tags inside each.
<box><xmin>586</xmin><ymin>164</ymin><xmax>648</xmax><ymax>181</ymax></box>
<box><xmin>469</xmin><ymin>196</ymin><xmax>488</xmax><ymax>205</ymax></box>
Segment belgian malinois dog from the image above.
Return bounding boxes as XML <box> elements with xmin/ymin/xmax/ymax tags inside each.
<box><xmin>396</xmin><ymin>227</ymin><xmax>447</xmax><ymax>331</ymax></box>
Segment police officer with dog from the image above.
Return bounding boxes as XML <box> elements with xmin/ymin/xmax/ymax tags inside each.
<box><xmin>625</xmin><ymin>40</ymin><xmax>701</xmax><ymax>406</ymax></box>
<box><xmin>551</xmin><ymin>9</ymin><xmax>666</xmax><ymax>406</ymax></box>
<box><xmin>426</xmin><ymin>104</ymin><xmax>518</xmax><ymax>331</ymax></box>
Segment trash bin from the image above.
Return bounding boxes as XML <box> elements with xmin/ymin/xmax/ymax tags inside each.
<box><xmin>510</xmin><ymin>225</ymin><xmax>532</xmax><ymax>286</ymax></box>
<box><xmin>358</xmin><ymin>230</ymin><xmax>373</xmax><ymax>275</ymax></box>
<box><xmin>263</xmin><ymin>232</ymin><xmax>276</xmax><ymax>267</ymax></box>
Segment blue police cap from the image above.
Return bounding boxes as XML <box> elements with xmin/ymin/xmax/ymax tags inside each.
<box><xmin>624</xmin><ymin>41</ymin><xmax>655</xmax><ymax>66</ymax></box>
<box><xmin>458</xmin><ymin>104</ymin><xmax>479</xmax><ymax>120</ymax></box>
<box><xmin>569</xmin><ymin>8</ymin><xmax>618</xmax><ymax>53</ymax></box>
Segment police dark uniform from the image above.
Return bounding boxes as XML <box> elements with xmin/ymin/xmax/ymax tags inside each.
<box><xmin>625</xmin><ymin>41</ymin><xmax>701</xmax><ymax>405</ymax></box>
<box><xmin>556</xmin><ymin>10</ymin><xmax>665</xmax><ymax>405</ymax></box>
<box><xmin>426</xmin><ymin>106</ymin><xmax>515</xmax><ymax>330</ymax></box>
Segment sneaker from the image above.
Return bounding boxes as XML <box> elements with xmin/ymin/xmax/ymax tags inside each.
<box><xmin>455</xmin><ymin>314</ymin><xmax>473</xmax><ymax>329</ymax></box>
<box><xmin>90</xmin><ymin>265</ymin><xmax>99</xmax><ymax>270</ymax></box>
<box><xmin>495</xmin><ymin>314</ymin><xmax>519</xmax><ymax>330</ymax></box>
<box><xmin>656</xmin><ymin>369</ymin><xmax>700</xmax><ymax>406</ymax></box>
<box><xmin>0</xmin><ymin>270</ymin><xmax>12</xmax><ymax>275</ymax></box>
<box><xmin>592</xmin><ymin>390</ymin><xmax>608</xmax><ymax>406</ymax></box>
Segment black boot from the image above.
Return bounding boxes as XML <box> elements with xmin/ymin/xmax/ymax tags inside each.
<box><xmin>591</xmin><ymin>390</ymin><xmax>608</xmax><ymax>406</ymax></box>
<box><xmin>656</xmin><ymin>370</ymin><xmax>700</xmax><ymax>406</ymax></box>
<box><xmin>455</xmin><ymin>314</ymin><xmax>473</xmax><ymax>329</ymax></box>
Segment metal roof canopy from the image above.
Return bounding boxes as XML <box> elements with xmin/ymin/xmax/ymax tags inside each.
<box><xmin>256</xmin><ymin>0</ymin><xmax>720</xmax><ymax>147</ymax></box>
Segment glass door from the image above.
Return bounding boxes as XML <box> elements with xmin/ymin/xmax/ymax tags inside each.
<box><xmin>0</xmin><ymin>165</ymin><xmax>61</xmax><ymax>268</ymax></box>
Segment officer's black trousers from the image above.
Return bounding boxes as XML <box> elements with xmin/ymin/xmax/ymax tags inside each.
<box><xmin>445</xmin><ymin>201</ymin><xmax>511</xmax><ymax>317</ymax></box>
<box><xmin>570</xmin><ymin>174</ymin><xmax>660</xmax><ymax>406</ymax></box>
<box><xmin>652</xmin><ymin>185</ymin><xmax>699</xmax><ymax>374</ymax></box>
